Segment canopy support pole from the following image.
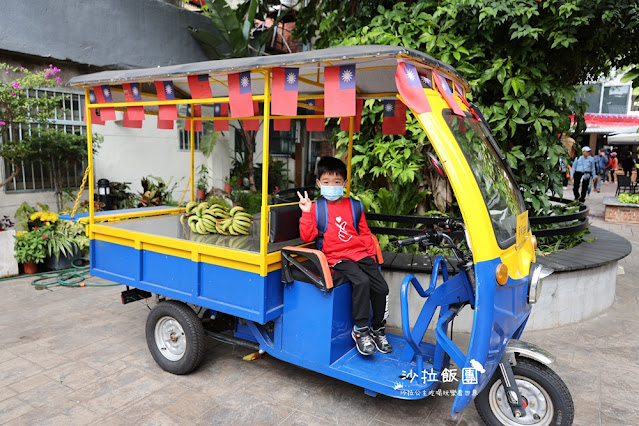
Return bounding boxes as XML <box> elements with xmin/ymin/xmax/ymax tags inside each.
<box><xmin>260</xmin><ymin>69</ymin><xmax>272</xmax><ymax>276</ymax></box>
<box><xmin>84</xmin><ymin>87</ymin><xmax>95</xmax><ymax>229</ymax></box>
<box><xmin>346</xmin><ymin>115</ymin><xmax>355</xmax><ymax>197</ymax></box>
<box><xmin>190</xmin><ymin>103</ymin><xmax>195</xmax><ymax>203</ymax></box>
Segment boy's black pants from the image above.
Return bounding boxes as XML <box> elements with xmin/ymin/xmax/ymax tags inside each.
<box><xmin>331</xmin><ymin>256</ymin><xmax>389</xmax><ymax>329</ymax></box>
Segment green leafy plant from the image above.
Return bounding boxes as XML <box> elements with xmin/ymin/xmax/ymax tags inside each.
<box><xmin>196</xmin><ymin>165</ymin><xmax>210</xmax><ymax>192</ymax></box>
<box><xmin>14</xmin><ymin>228</ymin><xmax>48</xmax><ymax>264</ymax></box>
<box><xmin>14</xmin><ymin>202</ymin><xmax>50</xmax><ymax>231</ymax></box>
<box><xmin>139</xmin><ymin>175</ymin><xmax>181</xmax><ymax>207</ymax></box>
<box><xmin>618</xmin><ymin>193</ymin><xmax>639</xmax><ymax>204</ymax></box>
<box><xmin>109</xmin><ymin>181</ymin><xmax>137</xmax><ymax>210</ymax></box>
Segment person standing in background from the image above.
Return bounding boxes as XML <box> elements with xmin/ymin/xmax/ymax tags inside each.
<box><xmin>610</xmin><ymin>152</ymin><xmax>619</xmax><ymax>183</ymax></box>
<box><xmin>622</xmin><ymin>154</ymin><xmax>636</xmax><ymax>178</ymax></box>
<box><xmin>594</xmin><ymin>149</ymin><xmax>608</xmax><ymax>193</ymax></box>
<box><xmin>571</xmin><ymin>146</ymin><xmax>596</xmax><ymax>202</ymax></box>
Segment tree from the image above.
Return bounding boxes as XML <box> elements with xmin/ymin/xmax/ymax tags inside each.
<box><xmin>295</xmin><ymin>0</ymin><xmax>639</xmax><ymax>214</ymax></box>
<box><xmin>0</xmin><ymin>64</ymin><xmax>64</xmax><ymax>188</ymax></box>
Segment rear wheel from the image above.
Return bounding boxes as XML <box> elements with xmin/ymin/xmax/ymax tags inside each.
<box><xmin>145</xmin><ymin>300</ymin><xmax>205</xmax><ymax>375</ymax></box>
<box><xmin>475</xmin><ymin>357</ymin><xmax>574</xmax><ymax>426</ymax></box>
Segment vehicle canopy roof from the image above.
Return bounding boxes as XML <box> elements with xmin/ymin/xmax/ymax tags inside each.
<box><xmin>68</xmin><ymin>45</ymin><xmax>468</xmax><ymax>100</ymax></box>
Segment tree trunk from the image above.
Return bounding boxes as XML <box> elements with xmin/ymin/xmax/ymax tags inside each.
<box><xmin>0</xmin><ymin>161</ymin><xmax>20</xmax><ymax>189</ymax></box>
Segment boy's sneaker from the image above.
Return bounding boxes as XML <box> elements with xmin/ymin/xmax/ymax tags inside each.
<box><xmin>352</xmin><ymin>326</ymin><xmax>376</xmax><ymax>355</ymax></box>
<box><xmin>371</xmin><ymin>327</ymin><xmax>393</xmax><ymax>353</ymax></box>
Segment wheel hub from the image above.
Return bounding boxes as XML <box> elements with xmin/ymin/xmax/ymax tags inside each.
<box><xmin>489</xmin><ymin>376</ymin><xmax>553</xmax><ymax>425</ymax></box>
<box><xmin>154</xmin><ymin>316</ymin><xmax>187</xmax><ymax>361</ymax></box>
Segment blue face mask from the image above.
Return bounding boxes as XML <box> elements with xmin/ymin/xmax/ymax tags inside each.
<box><xmin>320</xmin><ymin>184</ymin><xmax>344</xmax><ymax>201</ymax></box>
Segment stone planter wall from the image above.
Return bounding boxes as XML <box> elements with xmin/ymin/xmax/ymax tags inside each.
<box><xmin>604</xmin><ymin>197</ymin><xmax>639</xmax><ymax>224</ymax></box>
<box><xmin>0</xmin><ymin>230</ymin><xmax>19</xmax><ymax>278</ymax></box>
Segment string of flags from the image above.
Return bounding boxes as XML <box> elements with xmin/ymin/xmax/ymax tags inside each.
<box><xmin>85</xmin><ymin>62</ymin><xmax>468</xmax><ymax>133</ymax></box>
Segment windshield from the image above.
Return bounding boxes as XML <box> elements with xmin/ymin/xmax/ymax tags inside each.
<box><xmin>444</xmin><ymin>112</ymin><xmax>526</xmax><ymax>248</ymax></box>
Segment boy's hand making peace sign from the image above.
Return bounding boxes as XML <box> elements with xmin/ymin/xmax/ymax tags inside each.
<box><xmin>297</xmin><ymin>191</ymin><xmax>312</xmax><ymax>213</ymax></box>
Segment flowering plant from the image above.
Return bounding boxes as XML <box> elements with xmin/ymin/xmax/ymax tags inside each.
<box><xmin>0</xmin><ymin>215</ymin><xmax>14</xmax><ymax>231</ymax></box>
<box><xmin>29</xmin><ymin>211</ymin><xmax>59</xmax><ymax>227</ymax></box>
<box><xmin>13</xmin><ymin>228</ymin><xmax>48</xmax><ymax>264</ymax></box>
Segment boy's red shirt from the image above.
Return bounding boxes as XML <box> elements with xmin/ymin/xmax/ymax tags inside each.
<box><xmin>299</xmin><ymin>197</ymin><xmax>377</xmax><ymax>267</ymax></box>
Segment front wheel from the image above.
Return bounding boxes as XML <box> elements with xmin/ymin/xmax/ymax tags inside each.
<box><xmin>145</xmin><ymin>300</ymin><xmax>205</xmax><ymax>375</ymax></box>
<box><xmin>475</xmin><ymin>357</ymin><xmax>574</xmax><ymax>426</ymax></box>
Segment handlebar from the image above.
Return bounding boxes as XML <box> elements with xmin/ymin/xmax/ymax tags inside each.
<box><xmin>395</xmin><ymin>220</ymin><xmax>466</xmax><ymax>263</ymax></box>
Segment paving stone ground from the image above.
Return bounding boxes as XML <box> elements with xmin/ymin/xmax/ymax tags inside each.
<box><xmin>1</xmin><ymin>181</ymin><xmax>637</xmax><ymax>425</ymax></box>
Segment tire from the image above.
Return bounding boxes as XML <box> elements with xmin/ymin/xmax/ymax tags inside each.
<box><xmin>474</xmin><ymin>357</ymin><xmax>574</xmax><ymax>426</ymax></box>
<box><xmin>145</xmin><ymin>300</ymin><xmax>205</xmax><ymax>375</ymax></box>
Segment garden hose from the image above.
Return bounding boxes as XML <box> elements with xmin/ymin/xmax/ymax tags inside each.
<box><xmin>29</xmin><ymin>258</ymin><xmax>120</xmax><ymax>289</ymax></box>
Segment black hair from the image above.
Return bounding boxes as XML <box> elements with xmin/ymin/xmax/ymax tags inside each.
<box><xmin>316</xmin><ymin>156</ymin><xmax>347</xmax><ymax>180</ymax></box>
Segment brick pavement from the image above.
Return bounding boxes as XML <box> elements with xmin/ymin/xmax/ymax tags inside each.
<box><xmin>0</xmin><ymin>180</ymin><xmax>637</xmax><ymax>425</ymax></box>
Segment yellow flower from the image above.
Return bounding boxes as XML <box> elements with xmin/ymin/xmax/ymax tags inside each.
<box><xmin>16</xmin><ymin>230</ymin><xmax>26</xmax><ymax>236</ymax></box>
<box><xmin>30</xmin><ymin>212</ymin><xmax>40</xmax><ymax>221</ymax></box>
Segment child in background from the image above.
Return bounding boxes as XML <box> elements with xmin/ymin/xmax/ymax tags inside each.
<box><xmin>297</xmin><ymin>157</ymin><xmax>392</xmax><ymax>356</ymax></box>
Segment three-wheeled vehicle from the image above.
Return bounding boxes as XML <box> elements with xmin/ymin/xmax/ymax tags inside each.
<box><xmin>68</xmin><ymin>45</ymin><xmax>574</xmax><ymax>424</ymax></box>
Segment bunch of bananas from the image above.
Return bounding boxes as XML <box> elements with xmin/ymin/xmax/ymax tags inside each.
<box><xmin>182</xmin><ymin>201</ymin><xmax>253</xmax><ymax>236</ymax></box>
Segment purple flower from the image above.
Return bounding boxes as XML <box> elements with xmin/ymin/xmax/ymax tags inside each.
<box><xmin>10</xmin><ymin>91</ymin><xmax>15</xmax><ymax>96</ymax></box>
<box><xmin>49</xmin><ymin>64</ymin><xmax>53</xmax><ymax>68</ymax></box>
<box><xmin>0</xmin><ymin>121</ymin><xmax>5</xmax><ymax>126</ymax></box>
<box><xmin>4</xmin><ymin>71</ymin><xmax>8</xmax><ymax>75</ymax></box>
<box><xmin>12</xmin><ymin>82</ymin><xmax>21</xmax><ymax>89</ymax></box>
<box><xmin>56</xmin><ymin>77</ymin><xmax>63</xmax><ymax>84</ymax></box>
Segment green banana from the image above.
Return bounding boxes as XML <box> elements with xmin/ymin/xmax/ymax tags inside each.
<box><xmin>189</xmin><ymin>221</ymin><xmax>198</xmax><ymax>234</ymax></box>
<box><xmin>195</xmin><ymin>221</ymin><xmax>208</xmax><ymax>235</ymax></box>
<box><xmin>185</xmin><ymin>201</ymin><xmax>198</xmax><ymax>214</ymax></box>
<box><xmin>199</xmin><ymin>202</ymin><xmax>210</xmax><ymax>211</ymax></box>
<box><xmin>229</xmin><ymin>206</ymin><xmax>246</xmax><ymax>216</ymax></box>
<box><xmin>188</xmin><ymin>215</ymin><xmax>199</xmax><ymax>226</ymax></box>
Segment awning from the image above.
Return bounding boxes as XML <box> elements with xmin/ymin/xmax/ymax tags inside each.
<box><xmin>608</xmin><ymin>132</ymin><xmax>639</xmax><ymax>144</ymax></box>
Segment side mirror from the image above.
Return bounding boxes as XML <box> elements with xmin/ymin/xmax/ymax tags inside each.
<box><xmin>426</xmin><ymin>152</ymin><xmax>446</xmax><ymax>178</ymax></box>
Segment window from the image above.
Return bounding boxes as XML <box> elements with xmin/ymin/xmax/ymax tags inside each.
<box><xmin>269</xmin><ymin>121</ymin><xmax>296</xmax><ymax>157</ymax></box>
<box><xmin>578</xmin><ymin>83</ymin><xmax>602</xmax><ymax>114</ymax></box>
<box><xmin>2</xmin><ymin>89</ymin><xmax>87</xmax><ymax>192</ymax></box>
<box><xmin>178</xmin><ymin>130</ymin><xmax>202</xmax><ymax>151</ymax></box>
<box><xmin>602</xmin><ymin>85</ymin><xmax>630</xmax><ymax>114</ymax></box>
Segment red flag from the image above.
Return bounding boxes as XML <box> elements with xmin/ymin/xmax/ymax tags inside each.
<box><xmin>382</xmin><ymin>100</ymin><xmax>407</xmax><ymax>135</ymax></box>
<box><xmin>86</xmin><ymin>89</ymin><xmax>104</xmax><ymax>125</ymax></box>
<box><xmin>306</xmin><ymin>99</ymin><xmax>325</xmax><ymax>132</ymax></box>
<box><xmin>274</xmin><ymin>119</ymin><xmax>291</xmax><ymax>131</ymax></box>
<box><xmin>324</xmin><ymin>64</ymin><xmax>356</xmax><ymax>118</ymax></box>
<box><xmin>432</xmin><ymin>71</ymin><xmax>465</xmax><ymax>116</ymax></box>
<box><xmin>243</xmin><ymin>101</ymin><xmax>260</xmax><ymax>131</ymax></box>
<box><xmin>122</xmin><ymin>113</ymin><xmax>143</xmax><ymax>129</ymax></box>
<box><xmin>340</xmin><ymin>99</ymin><xmax>363</xmax><ymax>132</ymax></box>
<box><xmin>91</xmin><ymin>85</ymin><xmax>116</xmax><ymax>121</ymax></box>
<box><xmin>122</xmin><ymin>82</ymin><xmax>145</xmax><ymax>121</ymax></box>
<box><xmin>157</xmin><ymin>117</ymin><xmax>174</xmax><ymax>130</ymax></box>
<box><xmin>213</xmin><ymin>103</ymin><xmax>229</xmax><ymax>131</ymax></box>
<box><xmin>154</xmin><ymin>80</ymin><xmax>178</xmax><ymax>121</ymax></box>
<box><xmin>229</xmin><ymin>71</ymin><xmax>254</xmax><ymax>118</ymax></box>
<box><xmin>395</xmin><ymin>61</ymin><xmax>431</xmax><ymax>114</ymax></box>
<box><xmin>272</xmin><ymin>67</ymin><xmax>299</xmax><ymax>116</ymax></box>
<box><xmin>186</xmin><ymin>104</ymin><xmax>203</xmax><ymax>132</ymax></box>
<box><xmin>188</xmin><ymin>74</ymin><xmax>212</xmax><ymax>99</ymax></box>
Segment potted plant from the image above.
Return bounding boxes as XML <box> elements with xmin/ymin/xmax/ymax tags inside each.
<box><xmin>224</xmin><ymin>176</ymin><xmax>233</xmax><ymax>194</ymax></box>
<box><xmin>0</xmin><ymin>215</ymin><xmax>19</xmax><ymax>278</ymax></box>
<box><xmin>196</xmin><ymin>165</ymin><xmax>209</xmax><ymax>200</ymax></box>
<box><xmin>13</xmin><ymin>228</ymin><xmax>48</xmax><ymax>274</ymax></box>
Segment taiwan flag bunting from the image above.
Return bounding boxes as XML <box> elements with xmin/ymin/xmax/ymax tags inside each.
<box><xmin>157</xmin><ymin>117</ymin><xmax>174</xmax><ymax>130</ymax></box>
<box><xmin>91</xmin><ymin>85</ymin><xmax>116</xmax><ymax>121</ymax></box>
<box><xmin>122</xmin><ymin>113</ymin><xmax>143</xmax><ymax>129</ymax></box>
<box><xmin>229</xmin><ymin>71</ymin><xmax>254</xmax><ymax>118</ymax></box>
<box><xmin>432</xmin><ymin>71</ymin><xmax>465</xmax><ymax>116</ymax></box>
<box><xmin>324</xmin><ymin>64</ymin><xmax>356</xmax><ymax>118</ymax></box>
<box><xmin>188</xmin><ymin>74</ymin><xmax>213</xmax><ymax>99</ymax></box>
<box><xmin>305</xmin><ymin>99</ymin><xmax>325</xmax><ymax>132</ymax></box>
<box><xmin>86</xmin><ymin>89</ymin><xmax>105</xmax><ymax>126</ymax></box>
<box><xmin>243</xmin><ymin>101</ymin><xmax>260</xmax><ymax>131</ymax></box>
<box><xmin>213</xmin><ymin>102</ymin><xmax>229</xmax><ymax>131</ymax></box>
<box><xmin>274</xmin><ymin>119</ymin><xmax>291</xmax><ymax>131</ymax></box>
<box><xmin>154</xmin><ymin>80</ymin><xmax>178</xmax><ymax>121</ymax></box>
<box><xmin>454</xmin><ymin>83</ymin><xmax>471</xmax><ymax>110</ymax></box>
<box><xmin>271</xmin><ymin>67</ymin><xmax>299</xmax><ymax>116</ymax></box>
<box><xmin>382</xmin><ymin>100</ymin><xmax>407</xmax><ymax>135</ymax></box>
<box><xmin>340</xmin><ymin>99</ymin><xmax>363</xmax><ymax>133</ymax></box>
<box><xmin>186</xmin><ymin>105</ymin><xmax>203</xmax><ymax>132</ymax></box>
<box><xmin>418</xmin><ymin>71</ymin><xmax>432</xmax><ymax>89</ymax></box>
<box><xmin>395</xmin><ymin>62</ymin><xmax>430</xmax><ymax>114</ymax></box>
<box><xmin>122</xmin><ymin>82</ymin><xmax>145</xmax><ymax>121</ymax></box>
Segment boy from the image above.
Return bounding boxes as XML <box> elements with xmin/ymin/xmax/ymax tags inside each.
<box><xmin>297</xmin><ymin>156</ymin><xmax>392</xmax><ymax>356</ymax></box>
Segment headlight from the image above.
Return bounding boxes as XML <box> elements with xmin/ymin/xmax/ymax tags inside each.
<box><xmin>528</xmin><ymin>263</ymin><xmax>554</xmax><ymax>304</ymax></box>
